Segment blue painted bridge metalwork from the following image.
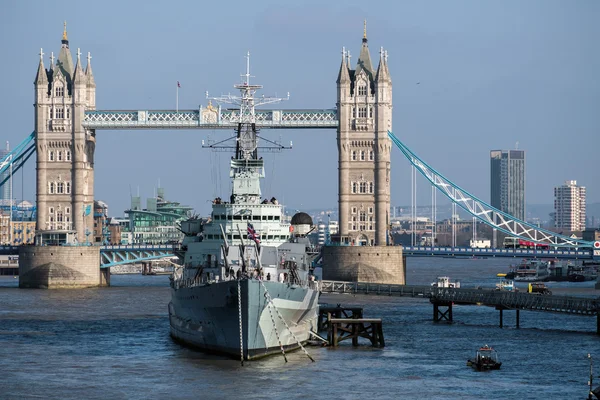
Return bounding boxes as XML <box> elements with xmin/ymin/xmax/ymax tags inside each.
<box><xmin>4</xmin><ymin>120</ymin><xmax>598</xmax><ymax>260</ymax></box>
<box><xmin>83</xmin><ymin>109</ymin><xmax>338</xmax><ymax>130</ymax></box>
<box><xmin>99</xmin><ymin>244</ymin><xmax>178</xmax><ymax>268</ymax></box>
<box><xmin>388</xmin><ymin>130</ymin><xmax>600</xmax><ymax>257</ymax></box>
<box><xmin>0</xmin><ymin>244</ymin><xmax>178</xmax><ymax>268</ymax></box>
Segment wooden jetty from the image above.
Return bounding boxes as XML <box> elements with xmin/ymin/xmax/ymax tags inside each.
<box><xmin>327</xmin><ymin>317</ymin><xmax>385</xmax><ymax>348</ymax></box>
<box><xmin>318</xmin><ymin>305</ymin><xmax>363</xmax><ymax>331</ymax></box>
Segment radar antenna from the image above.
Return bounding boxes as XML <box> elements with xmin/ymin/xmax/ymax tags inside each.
<box><xmin>203</xmin><ymin>52</ymin><xmax>290</xmax><ymax>155</ymax></box>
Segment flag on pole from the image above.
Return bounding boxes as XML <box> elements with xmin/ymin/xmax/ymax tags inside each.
<box><xmin>247</xmin><ymin>222</ymin><xmax>260</xmax><ymax>245</ymax></box>
<box><xmin>176</xmin><ymin>81</ymin><xmax>180</xmax><ymax>113</ymax></box>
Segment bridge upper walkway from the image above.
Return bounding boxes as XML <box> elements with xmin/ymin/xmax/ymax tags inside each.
<box><xmin>83</xmin><ymin>109</ymin><xmax>338</xmax><ymax>130</ymax></box>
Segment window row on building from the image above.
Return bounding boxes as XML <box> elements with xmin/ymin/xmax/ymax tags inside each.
<box><xmin>351</xmin><ymin>206</ymin><xmax>374</xmax><ymax>214</ymax></box>
<box><xmin>351</xmin><ymin>150</ymin><xmax>374</xmax><ymax>161</ymax></box>
<box><xmin>48</xmin><ymin>150</ymin><xmax>72</xmax><ymax>162</ymax></box>
<box><xmin>49</xmin><ymin>206</ymin><xmax>71</xmax><ymax>215</ymax></box>
<box><xmin>352</xmin><ymin>106</ymin><xmax>373</xmax><ymax>118</ymax></box>
<box><xmin>351</xmin><ymin>181</ymin><xmax>374</xmax><ymax>194</ymax></box>
<box><xmin>47</xmin><ymin>206</ymin><xmax>72</xmax><ymax>230</ymax></box>
<box><xmin>348</xmin><ymin>224</ymin><xmax>374</xmax><ymax>231</ymax></box>
<box><xmin>48</xmin><ymin>181</ymin><xmax>72</xmax><ymax>194</ymax></box>
<box><xmin>46</xmin><ymin>222</ymin><xmax>73</xmax><ymax>230</ymax></box>
<box><xmin>49</xmin><ymin>106</ymin><xmax>70</xmax><ymax>119</ymax></box>
<box><xmin>351</xmin><ymin>214</ymin><xmax>374</xmax><ymax>223</ymax></box>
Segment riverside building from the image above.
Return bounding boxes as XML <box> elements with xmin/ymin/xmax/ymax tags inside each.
<box><xmin>125</xmin><ymin>188</ymin><xmax>193</xmax><ymax>244</ymax></box>
<box><xmin>554</xmin><ymin>180</ymin><xmax>586</xmax><ymax>232</ymax></box>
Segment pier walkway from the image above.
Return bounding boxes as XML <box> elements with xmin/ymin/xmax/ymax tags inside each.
<box><xmin>319</xmin><ymin>280</ymin><xmax>600</xmax><ymax>333</ymax></box>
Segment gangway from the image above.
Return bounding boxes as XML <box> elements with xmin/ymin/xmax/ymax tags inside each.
<box><xmin>319</xmin><ymin>280</ymin><xmax>600</xmax><ymax>334</ymax></box>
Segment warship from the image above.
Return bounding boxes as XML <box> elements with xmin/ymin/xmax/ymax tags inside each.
<box><xmin>169</xmin><ymin>54</ymin><xmax>319</xmax><ymax>361</ymax></box>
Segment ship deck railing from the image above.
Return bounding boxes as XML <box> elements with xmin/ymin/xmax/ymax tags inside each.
<box><xmin>171</xmin><ymin>275</ymin><xmax>320</xmax><ymax>290</ymax></box>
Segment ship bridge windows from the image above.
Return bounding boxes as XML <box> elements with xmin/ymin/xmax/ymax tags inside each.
<box><xmin>253</xmin><ymin>215</ymin><xmax>261</xmax><ymax>220</ymax></box>
<box><xmin>233</xmin><ymin>215</ymin><xmax>242</xmax><ymax>220</ymax></box>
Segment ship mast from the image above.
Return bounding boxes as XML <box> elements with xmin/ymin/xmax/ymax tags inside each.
<box><xmin>205</xmin><ymin>52</ymin><xmax>290</xmax><ymax>205</ymax></box>
<box><xmin>206</xmin><ymin>52</ymin><xmax>289</xmax><ymax>158</ymax></box>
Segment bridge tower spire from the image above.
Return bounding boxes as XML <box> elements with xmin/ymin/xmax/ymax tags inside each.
<box><xmin>336</xmin><ymin>24</ymin><xmax>392</xmax><ymax>246</ymax></box>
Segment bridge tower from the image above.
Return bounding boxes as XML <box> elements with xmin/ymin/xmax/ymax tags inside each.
<box><xmin>336</xmin><ymin>22</ymin><xmax>392</xmax><ymax>246</ymax></box>
<box><xmin>33</xmin><ymin>22</ymin><xmax>96</xmax><ymax>242</ymax></box>
<box><xmin>20</xmin><ymin>23</ymin><xmax>102</xmax><ymax>288</ymax></box>
<box><xmin>324</xmin><ymin>23</ymin><xmax>404</xmax><ymax>285</ymax></box>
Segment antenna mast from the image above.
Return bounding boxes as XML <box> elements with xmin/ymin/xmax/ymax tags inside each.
<box><xmin>204</xmin><ymin>52</ymin><xmax>290</xmax><ymax>155</ymax></box>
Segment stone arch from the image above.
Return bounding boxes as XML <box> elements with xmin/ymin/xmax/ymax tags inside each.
<box><xmin>357</xmin><ymin>234</ymin><xmax>368</xmax><ymax>246</ymax></box>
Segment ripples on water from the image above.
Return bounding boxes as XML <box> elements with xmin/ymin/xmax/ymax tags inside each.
<box><xmin>0</xmin><ymin>258</ymin><xmax>598</xmax><ymax>399</ymax></box>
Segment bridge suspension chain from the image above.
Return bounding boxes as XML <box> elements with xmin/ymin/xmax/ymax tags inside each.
<box><xmin>387</xmin><ymin>130</ymin><xmax>593</xmax><ymax>249</ymax></box>
<box><xmin>0</xmin><ymin>132</ymin><xmax>36</xmax><ymax>182</ymax></box>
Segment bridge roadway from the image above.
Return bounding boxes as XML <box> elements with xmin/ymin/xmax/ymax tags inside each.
<box><xmin>0</xmin><ymin>244</ymin><xmax>178</xmax><ymax>268</ymax></box>
<box><xmin>401</xmin><ymin>245</ymin><xmax>600</xmax><ymax>260</ymax></box>
<box><xmin>319</xmin><ymin>280</ymin><xmax>600</xmax><ymax>333</ymax></box>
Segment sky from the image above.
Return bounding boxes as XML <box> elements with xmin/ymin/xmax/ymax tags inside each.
<box><xmin>1</xmin><ymin>0</ymin><xmax>598</xmax><ymax>218</ymax></box>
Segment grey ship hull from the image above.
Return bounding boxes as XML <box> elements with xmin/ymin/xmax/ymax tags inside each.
<box><xmin>169</xmin><ymin>279</ymin><xmax>319</xmax><ymax>360</ymax></box>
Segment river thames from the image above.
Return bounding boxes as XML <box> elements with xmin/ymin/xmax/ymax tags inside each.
<box><xmin>0</xmin><ymin>257</ymin><xmax>598</xmax><ymax>399</ymax></box>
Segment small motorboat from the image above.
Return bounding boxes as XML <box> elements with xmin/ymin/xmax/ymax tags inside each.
<box><xmin>467</xmin><ymin>345</ymin><xmax>502</xmax><ymax>371</ymax></box>
<box><xmin>431</xmin><ymin>276</ymin><xmax>460</xmax><ymax>288</ymax></box>
<box><xmin>495</xmin><ymin>274</ymin><xmax>517</xmax><ymax>292</ymax></box>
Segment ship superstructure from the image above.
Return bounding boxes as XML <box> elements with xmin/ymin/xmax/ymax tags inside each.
<box><xmin>169</xmin><ymin>54</ymin><xmax>318</xmax><ymax>361</ymax></box>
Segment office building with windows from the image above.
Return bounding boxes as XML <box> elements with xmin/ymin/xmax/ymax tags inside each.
<box><xmin>554</xmin><ymin>180</ymin><xmax>586</xmax><ymax>232</ymax></box>
<box><xmin>490</xmin><ymin>150</ymin><xmax>525</xmax><ymax>221</ymax></box>
<box><xmin>126</xmin><ymin>187</ymin><xmax>193</xmax><ymax>244</ymax></box>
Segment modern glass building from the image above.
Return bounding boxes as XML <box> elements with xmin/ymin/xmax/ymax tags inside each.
<box><xmin>490</xmin><ymin>150</ymin><xmax>525</xmax><ymax>221</ymax></box>
<box><xmin>125</xmin><ymin>188</ymin><xmax>193</xmax><ymax>244</ymax></box>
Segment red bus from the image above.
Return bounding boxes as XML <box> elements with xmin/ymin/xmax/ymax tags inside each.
<box><xmin>503</xmin><ymin>237</ymin><xmax>549</xmax><ymax>249</ymax></box>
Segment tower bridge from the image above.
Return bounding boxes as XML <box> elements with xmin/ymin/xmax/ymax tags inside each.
<box><xmin>5</xmin><ymin>23</ymin><xmax>599</xmax><ymax>288</ymax></box>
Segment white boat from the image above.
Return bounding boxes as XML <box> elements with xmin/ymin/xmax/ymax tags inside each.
<box><xmin>168</xmin><ymin>56</ymin><xmax>319</xmax><ymax>361</ymax></box>
<box><xmin>495</xmin><ymin>274</ymin><xmax>516</xmax><ymax>291</ymax></box>
<box><xmin>431</xmin><ymin>276</ymin><xmax>460</xmax><ymax>288</ymax></box>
